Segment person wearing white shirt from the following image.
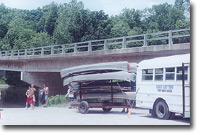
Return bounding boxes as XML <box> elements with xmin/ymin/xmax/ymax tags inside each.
<box><xmin>65</xmin><ymin>84</ymin><xmax>74</xmax><ymax>109</ymax></box>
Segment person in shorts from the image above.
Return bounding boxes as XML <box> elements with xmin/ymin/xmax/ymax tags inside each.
<box><xmin>26</xmin><ymin>86</ymin><xmax>34</xmax><ymax>109</ymax></box>
<box><xmin>31</xmin><ymin>84</ymin><xmax>36</xmax><ymax>108</ymax></box>
<box><xmin>40</xmin><ymin>84</ymin><xmax>49</xmax><ymax>107</ymax></box>
<box><xmin>65</xmin><ymin>84</ymin><xmax>74</xmax><ymax>109</ymax></box>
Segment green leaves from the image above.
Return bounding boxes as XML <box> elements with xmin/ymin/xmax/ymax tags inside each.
<box><xmin>13</xmin><ymin>29</ymin><xmax>36</xmax><ymax>49</ymax></box>
<box><xmin>143</xmin><ymin>3</ymin><xmax>187</xmax><ymax>32</ymax></box>
<box><xmin>0</xmin><ymin>0</ymin><xmax>190</xmax><ymax>51</ymax></box>
<box><xmin>30</xmin><ymin>32</ymin><xmax>53</xmax><ymax>48</ymax></box>
<box><xmin>0</xmin><ymin>20</ymin><xmax>7</xmax><ymax>38</ymax></box>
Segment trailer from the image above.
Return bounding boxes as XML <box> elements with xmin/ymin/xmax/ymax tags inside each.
<box><xmin>61</xmin><ymin>61</ymin><xmax>137</xmax><ymax>114</ymax></box>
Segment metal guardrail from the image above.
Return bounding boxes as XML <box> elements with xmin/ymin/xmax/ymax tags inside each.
<box><xmin>0</xmin><ymin>28</ymin><xmax>190</xmax><ymax>57</ymax></box>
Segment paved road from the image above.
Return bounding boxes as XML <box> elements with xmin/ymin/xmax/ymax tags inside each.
<box><xmin>0</xmin><ymin>107</ymin><xmax>190</xmax><ymax>125</ymax></box>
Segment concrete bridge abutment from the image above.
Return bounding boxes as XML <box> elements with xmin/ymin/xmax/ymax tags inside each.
<box><xmin>21</xmin><ymin>72</ymin><xmax>66</xmax><ymax>96</ymax></box>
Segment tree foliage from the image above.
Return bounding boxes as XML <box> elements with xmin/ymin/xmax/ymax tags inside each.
<box><xmin>0</xmin><ymin>0</ymin><xmax>190</xmax><ymax>51</ymax></box>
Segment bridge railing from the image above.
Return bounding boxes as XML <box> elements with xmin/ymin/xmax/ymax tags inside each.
<box><xmin>0</xmin><ymin>28</ymin><xmax>190</xmax><ymax>57</ymax></box>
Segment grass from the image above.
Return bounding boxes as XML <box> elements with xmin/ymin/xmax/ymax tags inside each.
<box><xmin>47</xmin><ymin>95</ymin><xmax>68</xmax><ymax>107</ymax></box>
<box><xmin>0</xmin><ymin>75</ymin><xmax>7</xmax><ymax>85</ymax></box>
<box><xmin>0</xmin><ymin>79</ymin><xmax>6</xmax><ymax>85</ymax></box>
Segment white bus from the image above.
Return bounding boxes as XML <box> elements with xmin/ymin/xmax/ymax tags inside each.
<box><xmin>136</xmin><ymin>54</ymin><xmax>190</xmax><ymax>119</ymax></box>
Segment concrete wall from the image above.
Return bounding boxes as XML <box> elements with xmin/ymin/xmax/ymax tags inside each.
<box><xmin>21</xmin><ymin>72</ymin><xmax>66</xmax><ymax>96</ymax></box>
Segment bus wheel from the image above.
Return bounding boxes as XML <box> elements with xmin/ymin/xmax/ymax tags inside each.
<box><xmin>102</xmin><ymin>108</ymin><xmax>112</xmax><ymax>113</ymax></box>
<box><xmin>151</xmin><ymin>109</ymin><xmax>157</xmax><ymax>118</ymax></box>
<box><xmin>155</xmin><ymin>100</ymin><xmax>171</xmax><ymax>120</ymax></box>
<box><xmin>78</xmin><ymin>101</ymin><xmax>89</xmax><ymax>114</ymax></box>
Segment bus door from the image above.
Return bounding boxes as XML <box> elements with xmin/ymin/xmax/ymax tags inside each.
<box><xmin>182</xmin><ymin>63</ymin><xmax>190</xmax><ymax>118</ymax></box>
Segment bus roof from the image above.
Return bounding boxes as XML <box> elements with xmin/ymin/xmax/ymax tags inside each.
<box><xmin>138</xmin><ymin>54</ymin><xmax>190</xmax><ymax>69</ymax></box>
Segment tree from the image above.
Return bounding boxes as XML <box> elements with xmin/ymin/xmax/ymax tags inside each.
<box><xmin>30</xmin><ymin>32</ymin><xmax>53</xmax><ymax>47</ymax></box>
<box><xmin>81</xmin><ymin>10</ymin><xmax>112</xmax><ymax>41</ymax></box>
<box><xmin>0</xmin><ymin>20</ymin><xmax>7</xmax><ymax>38</ymax></box>
<box><xmin>13</xmin><ymin>29</ymin><xmax>36</xmax><ymax>49</ymax></box>
<box><xmin>0</xmin><ymin>4</ymin><xmax>8</xmax><ymax>18</ymax></box>
<box><xmin>174</xmin><ymin>0</ymin><xmax>190</xmax><ymax>22</ymax></box>
<box><xmin>0</xmin><ymin>0</ymin><xmax>190</xmax><ymax>51</ymax></box>
<box><xmin>142</xmin><ymin>3</ymin><xmax>187</xmax><ymax>32</ymax></box>
<box><xmin>37</xmin><ymin>2</ymin><xmax>59</xmax><ymax>36</ymax></box>
<box><xmin>4</xmin><ymin>16</ymin><xmax>26</xmax><ymax>49</ymax></box>
<box><xmin>111</xmin><ymin>20</ymin><xmax>131</xmax><ymax>37</ymax></box>
<box><xmin>120</xmin><ymin>8</ymin><xmax>142</xmax><ymax>29</ymax></box>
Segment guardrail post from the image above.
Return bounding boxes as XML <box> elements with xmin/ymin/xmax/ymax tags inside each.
<box><xmin>104</xmin><ymin>39</ymin><xmax>108</xmax><ymax>50</ymax></box>
<box><xmin>168</xmin><ymin>30</ymin><xmax>173</xmax><ymax>45</ymax></box>
<box><xmin>88</xmin><ymin>41</ymin><xmax>92</xmax><ymax>52</ymax></box>
<box><xmin>62</xmin><ymin>45</ymin><xmax>65</xmax><ymax>54</ymax></box>
<box><xmin>25</xmin><ymin>49</ymin><xmax>27</xmax><ymax>56</ymax></box>
<box><xmin>5</xmin><ymin>51</ymin><xmax>7</xmax><ymax>57</ymax></box>
<box><xmin>11</xmin><ymin>50</ymin><xmax>13</xmax><ymax>57</ymax></box>
<box><xmin>51</xmin><ymin>46</ymin><xmax>54</xmax><ymax>55</ymax></box>
<box><xmin>144</xmin><ymin>34</ymin><xmax>147</xmax><ymax>46</ymax></box>
<box><xmin>0</xmin><ymin>51</ymin><xmax>1</xmax><ymax>57</ymax></box>
<box><xmin>32</xmin><ymin>49</ymin><xmax>35</xmax><ymax>56</ymax></box>
<box><xmin>41</xmin><ymin>47</ymin><xmax>44</xmax><ymax>55</ymax></box>
<box><xmin>122</xmin><ymin>36</ymin><xmax>126</xmax><ymax>49</ymax></box>
<box><xmin>74</xmin><ymin>43</ymin><xmax>77</xmax><ymax>52</ymax></box>
<box><xmin>17</xmin><ymin>50</ymin><xmax>20</xmax><ymax>56</ymax></box>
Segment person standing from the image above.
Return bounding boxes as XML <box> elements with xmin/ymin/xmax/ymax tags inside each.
<box><xmin>31</xmin><ymin>84</ymin><xmax>37</xmax><ymax>108</ymax></box>
<box><xmin>65</xmin><ymin>84</ymin><xmax>74</xmax><ymax>109</ymax></box>
<box><xmin>39</xmin><ymin>88</ymin><xmax>45</xmax><ymax>105</ymax></box>
<box><xmin>26</xmin><ymin>86</ymin><xmax>34</xmax><ymax>109</ymax></box>
<box><xmin>40</xmin><ymin>84</ymin><xmax>49</xmax><ymax>107</ymax></box>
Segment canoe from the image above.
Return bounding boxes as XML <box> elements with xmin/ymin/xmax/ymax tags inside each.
<box><xmin>61</xmin><ymin>61</ymin><xmax>137</xmax><ymax>78</ymax></box>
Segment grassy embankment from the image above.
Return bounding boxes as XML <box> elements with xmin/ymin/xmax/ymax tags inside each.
<box><xmin>47</xmin><ymin>95</ymin><xmax>69</xmax><ymax>107</ymax></box>
<box><xmin>0</xmin><ymin>75</ymin><xmax>6</xmax><ymax>84</ymax></box>
<box><xmin>0</xmin><ymin>75</ymin><xmax>9</xmax><ymax>88</ymax></box>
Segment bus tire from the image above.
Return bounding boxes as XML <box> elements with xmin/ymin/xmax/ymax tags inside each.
<box><xmin>78</xmin><ymin>101</ymin><xmax>89</xmax><ymax>114</ymax></box>
<box><xmin>155</xmin><ymin>100</ymin><xmax>171</xmax><ymax>120</ymax></box>
<box><xmin>152</xmin><ymin>109</ymin><xmax>157</xmax><ymax>118</ymax></box>
<box><xmin>102</xmin><ymin>108</ymin><xmax>112</xmax><ymax>113</ymax></box>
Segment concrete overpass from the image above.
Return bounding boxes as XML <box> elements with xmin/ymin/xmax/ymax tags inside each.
<box><xmin>0</xmin><ymin>29</ymin><xmax>190</xmax><ymax>95</ymax></box>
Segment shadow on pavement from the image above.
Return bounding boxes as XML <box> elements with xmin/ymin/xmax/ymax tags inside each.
<box><xmin>141</xmin><ymin>115</ymin><xmax>190</xmax><ymax>124</ymax></box>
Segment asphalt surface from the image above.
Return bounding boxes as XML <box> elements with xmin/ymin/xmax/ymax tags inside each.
<box><xmin>0</xmin><ymin>107</ymin><xmax>190</xmax><ymax>125</ymax></box>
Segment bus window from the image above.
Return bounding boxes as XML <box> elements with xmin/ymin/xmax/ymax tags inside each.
<box><xmin>165</xmin><ymin>67</ymin><xmax>175</xmax><ymax>80</ymax></box>
<box><xmin>142</xmin><ymin>69</ymin><xmax>153</xmax><ymax>81</ymax></box>
<box><xmin>177</xmin><ymin>66</ymin><xmax>188</xmax><ymax>81</ymax></box>
<box><xmin>155</xmin><ymin>68</ymin><xmax>163</xmax><ymax>81</ymax></box>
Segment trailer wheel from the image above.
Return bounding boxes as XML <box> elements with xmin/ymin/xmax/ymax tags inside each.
<box><xmin>155</xmin><ymin>100</ymin><xmax>171</xmax><ymax>120</ymax></box>
<box><xmin>102</xmin><ymin>108</ymin><xmax>112</xmax><ymax>113</ymax></box>
<box><xmin>78</xmin><ymin>101</ymin><xmax>89</xmax><ymax>114</ymax></box>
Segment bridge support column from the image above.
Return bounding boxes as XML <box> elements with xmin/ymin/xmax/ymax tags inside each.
<box><xmin>21</xmin><ymin>72</ymin><xmax>66</xmax><ymax>96</ymax></box>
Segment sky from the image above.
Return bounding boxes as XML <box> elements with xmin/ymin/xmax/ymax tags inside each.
<box><xmin>0</xmin><ymin>0</ymin><xmax>175</xmax><ymax>16</ymax></box>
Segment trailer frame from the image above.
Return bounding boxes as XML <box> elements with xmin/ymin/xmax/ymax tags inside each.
<box><xmin>70</xmin><ymin>80</ymin><xmax>131</xmax><ymax>114</ymax></box>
